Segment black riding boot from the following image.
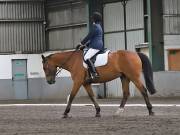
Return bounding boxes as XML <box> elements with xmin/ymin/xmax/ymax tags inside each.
<box><xmin>86</xmin><ymin>59</ymin><xmax>100</xmax><ymax>81</ymax></box>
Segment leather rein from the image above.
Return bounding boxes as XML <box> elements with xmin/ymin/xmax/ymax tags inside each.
<box><xmin>55</xmin><ymin>49</ymin><xmax>77</xmax><ymax>76</ymax></box>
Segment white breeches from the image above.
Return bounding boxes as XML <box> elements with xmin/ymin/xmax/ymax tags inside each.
<box><xmin>84</xmin><ymin>48</ymin><xmax>100</xmax><ymax>61</ymax></box>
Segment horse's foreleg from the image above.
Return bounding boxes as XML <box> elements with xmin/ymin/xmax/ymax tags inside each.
<box><xmin>63</xmin><ymin>82</ymin><xmax>81</xmax><ymax>118</ymax></box>
<box><xmin>83</xmin><ymin>84</ymin><xmax>101</xmax><ymax>117</ymax></box>
<box><xmin>134</xmin><ymin>79</ymin><xmax>154</xmax><ymax>116</ymax></box>
<box><xmin>115</xmin><ymin>76</ymin><xmax>130</xmax><ymax>115</ymax></box>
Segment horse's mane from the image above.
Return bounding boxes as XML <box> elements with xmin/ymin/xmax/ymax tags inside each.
<box><xmin>46</xmin><ymin>50</ymin><xmax>82</xmax><ymax>59</ymax></box>
<box><xmin>46</xmin><ymin>54</ymin><xmax>54</xmax><ymax>59</ymax></box>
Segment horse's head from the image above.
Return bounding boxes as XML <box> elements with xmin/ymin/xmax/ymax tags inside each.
<box><xmin>41</xmin><ymin>55</ymin><xmax>57</xmax><ymax>84</ymax></box>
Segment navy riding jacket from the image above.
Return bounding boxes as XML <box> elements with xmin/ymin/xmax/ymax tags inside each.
<box><xmin>81</xmin><ymin>23</ymin><xmax>104</xmax><ymax>51</ymax></box>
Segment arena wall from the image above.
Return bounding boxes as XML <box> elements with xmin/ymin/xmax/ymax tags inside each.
<box><xmin>0</xmin><ymin>53</ymin><xmax>179</xmax><ymax>100</ymax></box>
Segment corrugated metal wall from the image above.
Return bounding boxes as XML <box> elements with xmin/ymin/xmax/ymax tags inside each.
<box><xmin>127</xmin><ymin>30</ymin><xmax>144</xmax><ymax>50</ymax></box>
<box><xmin>104</xmin><ymin>2</ymin><xmax>124</xmax><ymax>50</ymax></box>
<box><xmin>104</xmin><ymin>0</ymin><xmax>144</xmax><ymax>51</ymax></box>
<box><xmin>126</xmin><ymin>0</ymin><xmax>144</xmax><ymax>51</ymax></box>
<box><xmin>163</xmin><ymin>0</ymin><xmax>180</xmax><ymax>70</ymax></box>
<box><xmin>46</xmin><ymin>0</ymin><xmax>88</xmax><ymax>50</ymax></box>
<box><xmin>163</xmin><ymin>0</ymin><xmax>180</xmax><ymax>34</ymax></box>
<box><xmin>103</xmin><ymin>0</ymin><xmax>144</xmax><ymax>97</ymax></box>
<box><xmin>0</xmin><ymin>0</ymin><xmax>45</xmax><ymax>53</ymax></box>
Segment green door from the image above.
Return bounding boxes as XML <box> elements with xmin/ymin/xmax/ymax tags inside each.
<box><xmin>12</xmin><ymin>59</ymin><xmax>28</xmax><ymax>99</ymax></box>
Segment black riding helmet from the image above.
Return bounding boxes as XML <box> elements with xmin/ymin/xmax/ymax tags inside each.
<box><xmin>92</xmin><ymin>12</ymin><xmax>102</xmax><ymax>23</ymax></box>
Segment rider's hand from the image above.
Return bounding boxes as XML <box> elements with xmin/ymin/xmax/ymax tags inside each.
<box><xmin>76</xmin><ymin>43</ymin><xmax>82</xmax><ymax>50</ymax></box>
<box><xmin>76</xmin><ymin>43</ymin><xmax>86</xmax><ymax>50</ymax></box>
<box><xmin>79</xmin><ymin>45</ymin><xmax>86</xmax><ymax>50</ymax></box>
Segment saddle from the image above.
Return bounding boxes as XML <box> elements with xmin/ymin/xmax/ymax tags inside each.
<box><xmin>83</xmin><ymin>49</ymin><xmax>110</xmax><ymax>68</ymax></box>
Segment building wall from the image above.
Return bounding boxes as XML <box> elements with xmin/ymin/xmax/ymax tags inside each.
<box><xmin>0</xmin><ymin>0</ymin><xmax>180</xmax><ymax>100</ymax></box>
<box><xmin>1</xmin><ymin>52</ymin><xmax>180</xmax><ymax>100</ymax></box>
<box><xmin>0</xmin><ymin>52</ymin><xmax>90</xmax><ymax>100</ymax></box>
<box><xmin>103</xmin><ymin>0</ymin><xmax>144</xmax><ymax>97</ymax></box>
<box><xmin>163</xmin><ymin>0</ymin><xmax>180</xmax><ymax>70</ymax></box>
<box><xmin>0</xmin><ymin>0</ymin><xmax>45</xmax><ymax>53</ymax></box>
<box><xmin>0</xmin><ymin>0</ymin><xmax>102</xmax><ymax>100</ymax></box>
<box><xmin>46</xmin><ymin>0</ymin><xmax>88</xmax><ymax>50</ymax></box>
<box><xmin>132</xmin><ymin>71</ymin><xmax>180</xmax><ymax>97</ymax></box>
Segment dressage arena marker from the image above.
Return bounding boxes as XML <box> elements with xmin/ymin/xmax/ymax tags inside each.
<box><xmin>0</xmin><ymin>104</ymin><xmax>180</xmax><ymax>107</ymax></box>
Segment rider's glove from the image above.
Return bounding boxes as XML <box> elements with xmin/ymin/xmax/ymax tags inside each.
<box><xmin>76</xmin><ymin>43</ymin><xmax>82</xmax><ymax>50</ymax></box>
<box><xmin>76</xmin><ymin>43</ymin><xmax>86</xmax><ymax>50</ymax></box>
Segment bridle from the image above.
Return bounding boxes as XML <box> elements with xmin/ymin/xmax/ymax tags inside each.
<box><xmin>55</xmin><ymin>49</ymin><xmax>77</xmax><ymax>76</ymax></box>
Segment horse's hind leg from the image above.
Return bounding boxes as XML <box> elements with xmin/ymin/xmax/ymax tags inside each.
<box><xmin>115</xmin><ymin>76</ymin><xmax>130</xmax><ymax>115</ymax></box>
<box><xmin>83</xmin><ymin>84</ymin><xmax>101</xmax><ymax>117</ymax></box>
<box><xmin>120</xmin><ymin>76</ymin><xmax>130</xmax><ymax>108</ymax></box>
<box><xmin>133</xmin><ymin>79</ymin><xmax>154</xmax><ymax>116</ymax></box>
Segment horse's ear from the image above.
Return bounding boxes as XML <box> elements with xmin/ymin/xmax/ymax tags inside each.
<box><xmin>41</xmin><ymin>55</ymin><xmax>46</xmax><ymax>63</ymax></box>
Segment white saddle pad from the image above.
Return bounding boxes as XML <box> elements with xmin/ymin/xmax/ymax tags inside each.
<box><xmin>83</xmin><ymin>50</ymin><xmax>110</xmax><ymax>68</ymax></box>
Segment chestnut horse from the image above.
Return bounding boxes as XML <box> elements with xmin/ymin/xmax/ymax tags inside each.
<box><xmin>41</xmin><ymin>49</ymin><xmax>156</xmax><ymax>118</ymax></box>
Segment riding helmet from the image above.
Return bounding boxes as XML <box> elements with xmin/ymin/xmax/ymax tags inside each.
<box><xmin>92</xmin><ymin>12</ymin><xmax>102</xmax><ymax>23</ymax></box>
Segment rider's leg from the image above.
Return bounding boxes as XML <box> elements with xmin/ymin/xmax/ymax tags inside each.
<box><xmin>86</xmin><ymin>59</ymin><xmax>99</xmax><ymax>79</ymax></box>
<box><xmin>84</xmin><ymin>48</ymin><xmax>100</xmax><ymax>79</ymax></box>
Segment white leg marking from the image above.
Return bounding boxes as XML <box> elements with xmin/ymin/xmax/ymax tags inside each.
<box><xmin>115</xmin><ymin>108</ymin><xmax>125</xmax><ymax>115</ymax></box>
<box><xmin>67</xmin><ymin>94</ymin><xmax>70</xmax><ymax>104</ymax></box>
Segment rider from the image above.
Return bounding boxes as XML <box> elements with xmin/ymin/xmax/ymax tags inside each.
<box><xmin>78</xmin><ymin>12</ymin><xmax>104</xmax><ymax>81</ymax></box>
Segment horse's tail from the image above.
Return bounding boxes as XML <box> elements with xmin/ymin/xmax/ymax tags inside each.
<box><xmin>137</xmin><ymin>52</ymin><xmax>156</xmax><ymax>95</ymax></box>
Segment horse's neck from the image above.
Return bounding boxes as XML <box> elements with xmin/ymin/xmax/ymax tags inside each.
<box><xmin>54</xmin><ymin>51</ymin><xmax>82</xmax><ymax>72</ymax></box>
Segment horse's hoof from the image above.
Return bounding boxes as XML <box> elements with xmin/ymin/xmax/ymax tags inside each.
<box><xmin>95</xmin><ymin>113</ymin><xmax>101</xmax><ymax>117</ymax></box>
<box><xmin>62</xmin><ymin>114</ymin><xmax>72</xmax><ymax>118</ymax></box>
<box><xmin>62</xmin><ymin>114</ymin><xmax>68</xmax><ymax>118</ymax></box>
<box><xmin>149</xmin><ymin>111</ymin><xmax>155</xmax><ymax>116</ymax></box>
<box><xmin>115</xmin><ymin>108</ymin><xmax>124</xmax><ymax>115</ymax></box>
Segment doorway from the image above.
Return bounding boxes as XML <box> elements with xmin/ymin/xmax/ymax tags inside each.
<box><xmin>12</xmin><ymin>59</ymin><xmax>28</xmax><ymax>99</ymax></box>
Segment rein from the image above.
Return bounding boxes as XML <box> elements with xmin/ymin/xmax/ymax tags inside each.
<box><xmin>56</xmin><ymin>49</ymin><xmax>77</xmax><ymax>76</ymax></box>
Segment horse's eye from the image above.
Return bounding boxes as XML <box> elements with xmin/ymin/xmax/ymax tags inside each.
<box><xmin>43</xmin><ymin>64</ymin><xmax>49</xmax><ymax>70</ymax></box>
<box><xmin>43</xmin><ymin>65</ymin><xmax>48</xmax><ymax>71</ymax></box>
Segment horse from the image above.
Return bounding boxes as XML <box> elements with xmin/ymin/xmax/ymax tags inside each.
<box><xmin>41</xmin><ymin>49</ymin><xmax>156</xmax><ymax>118</ymax></box>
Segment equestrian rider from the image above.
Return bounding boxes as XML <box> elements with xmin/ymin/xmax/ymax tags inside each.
<box><xmin>78</xmin><ymin>12</ymin><xmax>104</xmax><ymax>81</ymax></box>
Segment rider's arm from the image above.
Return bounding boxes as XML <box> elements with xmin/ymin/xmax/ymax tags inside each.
<box><xmin>81</xmin><ymin>24</ymin><xmax>96</xmax><ymax>45</ymax></box>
